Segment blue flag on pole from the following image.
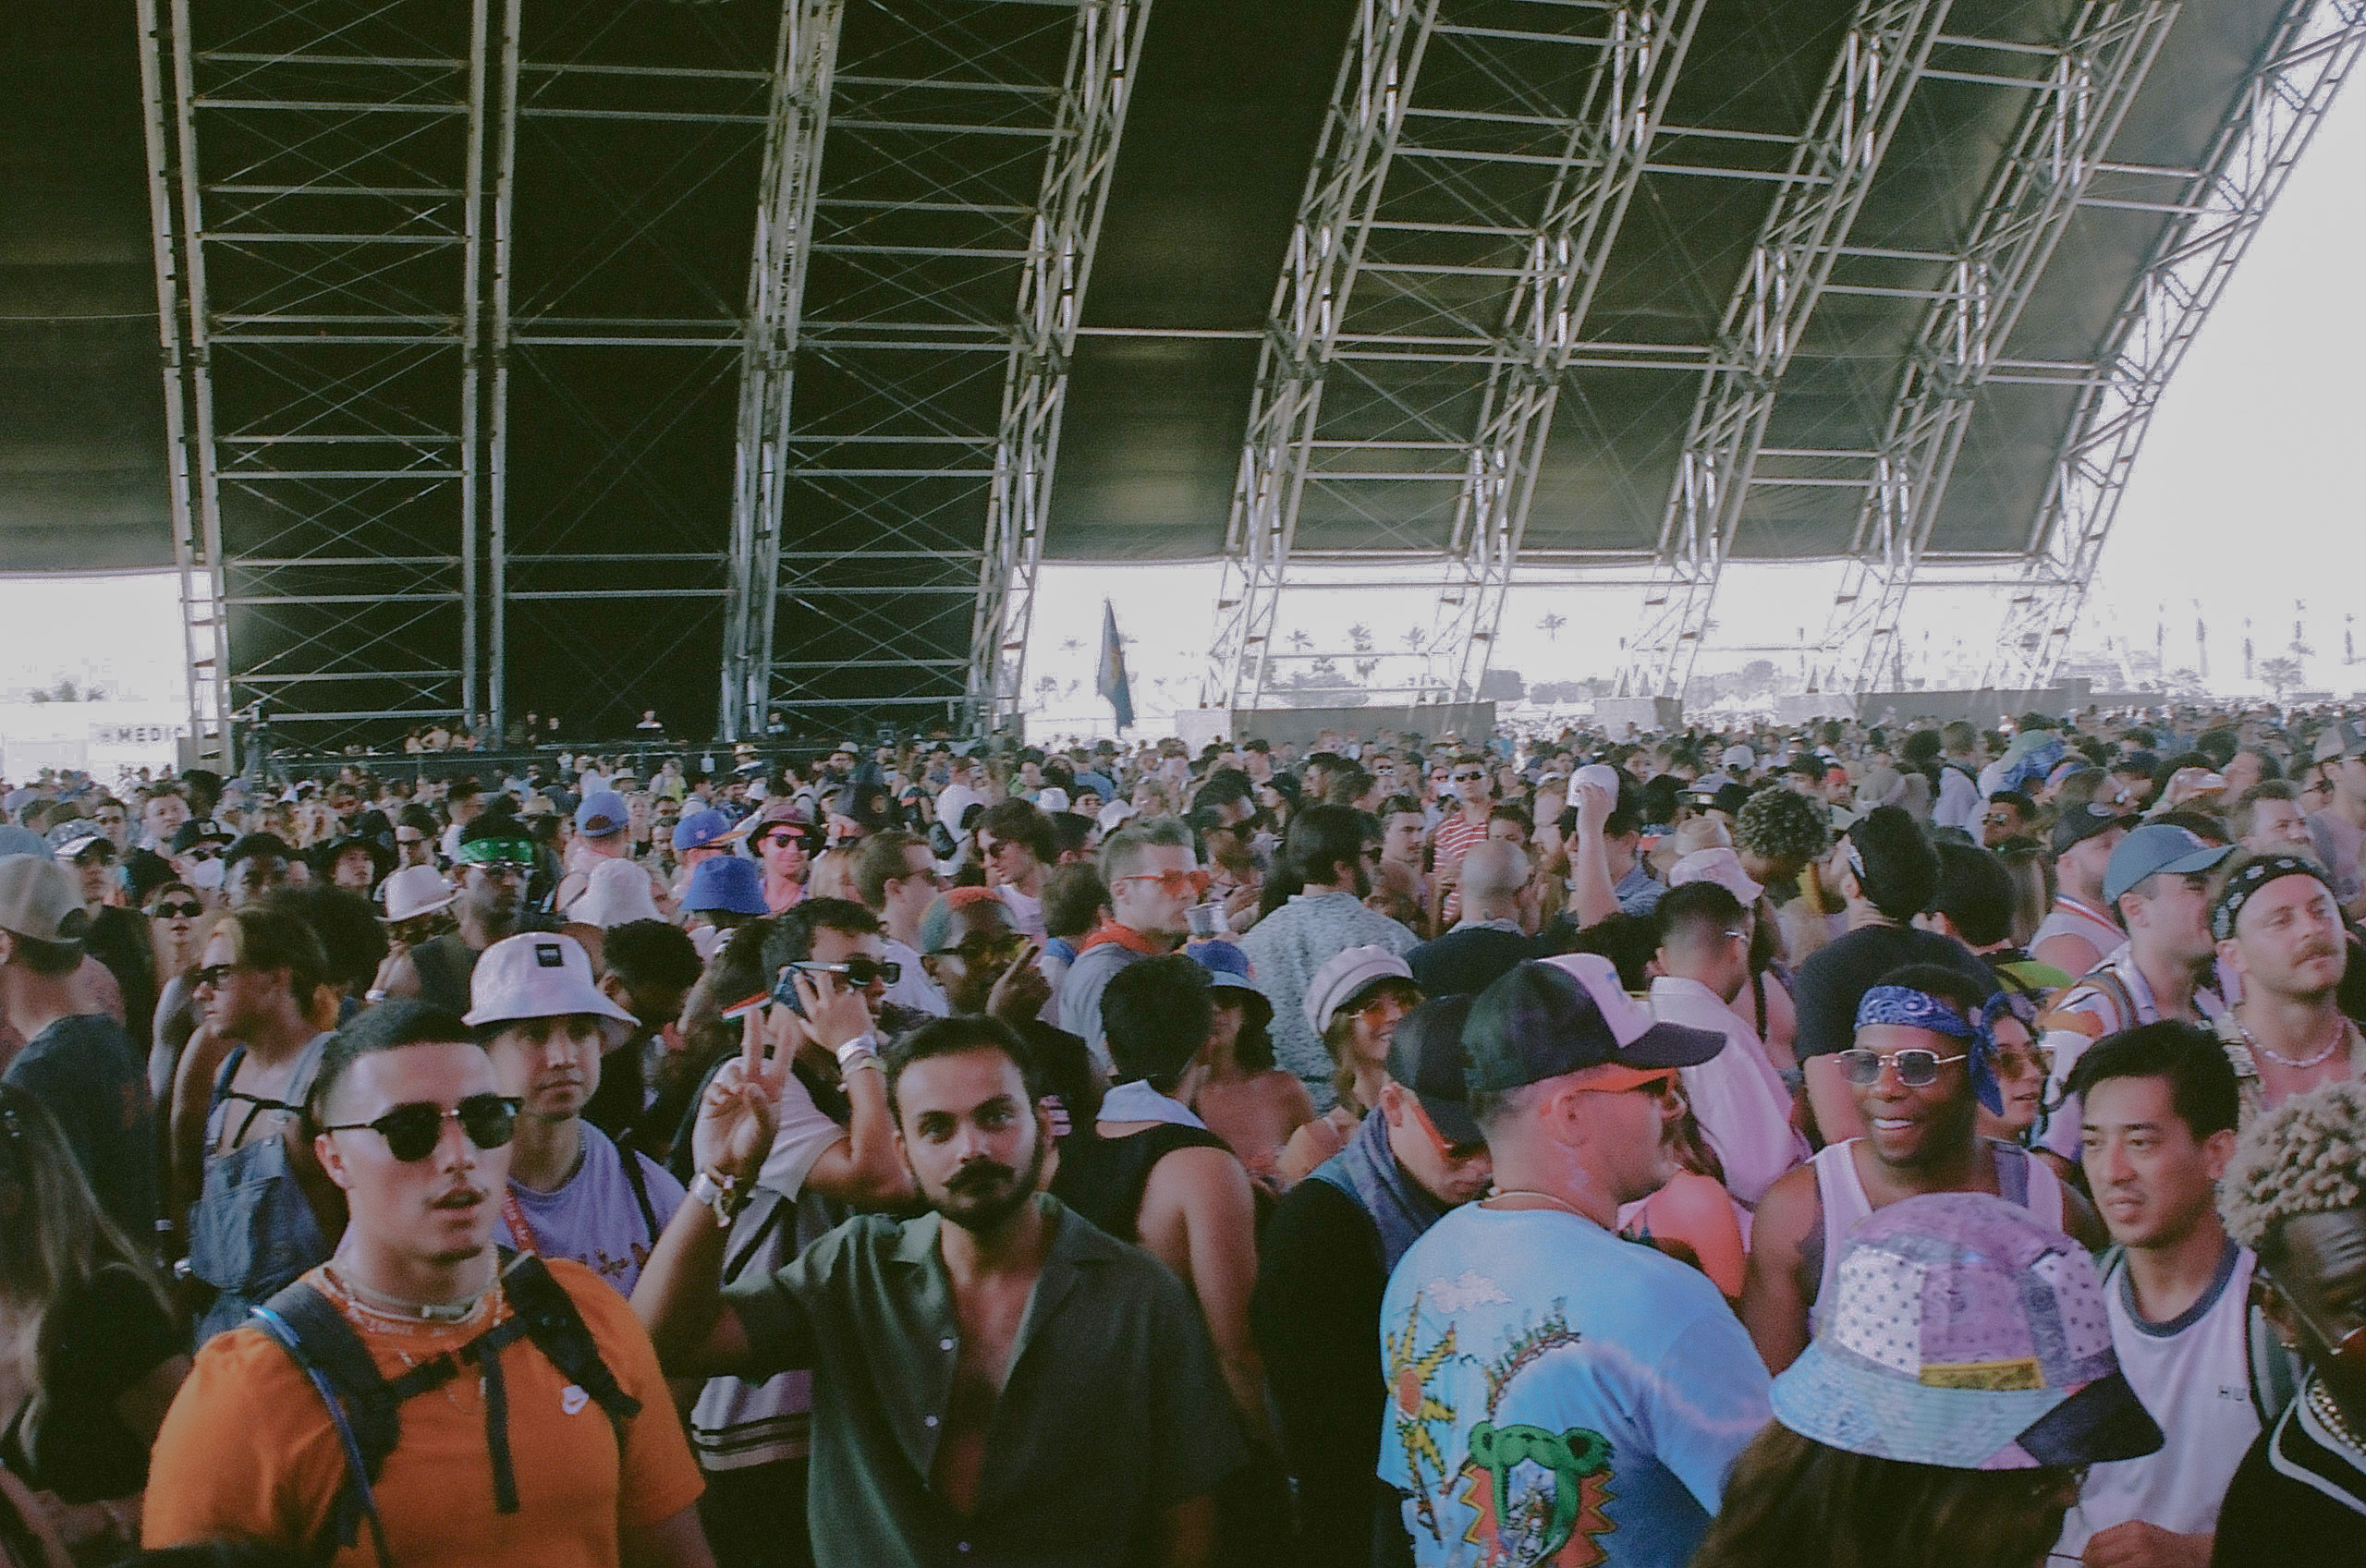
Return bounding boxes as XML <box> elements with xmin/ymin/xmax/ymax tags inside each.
<box><xmin>1096</xmin><ymin>601</ymin><xmax>1134</xmax><ymax>732</ymax></box>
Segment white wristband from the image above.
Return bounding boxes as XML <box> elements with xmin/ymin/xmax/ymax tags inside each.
<box><xmin>835</xmin><ymin>1033</ymin><xmax>878</xmax><ymax>1069</ymax></box>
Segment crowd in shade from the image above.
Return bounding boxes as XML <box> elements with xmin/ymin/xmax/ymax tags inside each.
<box><xmin>0</xmin><ymin>702</ymin><xmax>2363</xmax><ymax>1565</ymax></box>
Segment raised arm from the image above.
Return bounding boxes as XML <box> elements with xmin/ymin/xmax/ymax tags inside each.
<box><xmin>632</xmin><ymin>1021</ymin><xmax>781</xmax><ymax>1378</ymax></box>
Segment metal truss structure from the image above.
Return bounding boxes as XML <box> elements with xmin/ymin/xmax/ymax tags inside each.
<box><xmin>1807</xmin><ymin>1</ymin><xmax>2175</xmax><ymax>693</ymax></box>
<box><xmin>1983</xmin><ymin>0</ymin><xmax>2366</xmax><ymax>687</ymax></box>
<box><xmin>129</xmin><ymin>1</ymin><xmax>2364</xmax><ymax>744</ymax></box>
<box><xmin>1207</xmin><ymin>0</ymin><xmax>1702</xmax><ymax>712</ymax></box>
<box><xmin>1621</xmin><ymin>0</ymin><xmax>1953</xmax><ymax>699</ymax></box>
<box><xmin>140</xmin><ymin>0</ymin><xmax>1142</xmax><ymax>748</ymax></box>
<box><xmin>140</xmin><ymin>0</ymin><xmax>493</xmax><ymax>753</ymax></box>
<box><xmin>751</xmin><ymin>0</ymin><xmax>1146</xmax><ymax>737</ymax></box>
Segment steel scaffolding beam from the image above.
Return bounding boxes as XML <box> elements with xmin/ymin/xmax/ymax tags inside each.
<box><xmin>1208</xmin><ymin>0</ymin><xmax>1700</xmax><ymax>712</ymax></box>
<box><xmin>490</xmin><ymin>2</ymin><xmax>783</xmax><ymax>740</ymax></box>
<box><xmin>1809</xmin><ymin>2</ymin><xmax>2176</xmax><ymax>694</ymax></box>
<box><xmin>763</xmin><ymin>0</ymin><xmax>1143</xmax><ymax>732</ymax></box>
<box><xmin>1621</xmin><ymin>0</ymin><xmax>1951</xmax><ymax>700</ymax></box>
<box><xmin>1985</xmin><ymin>0</ymin><xmax>2366</xmax><ymax>688</ymax></box>
<box><xmin>720</xmin><ymin>0</ymin><xmax>844</xmax><ymax>741</ymax></box>
<box><xmin>976</xmin><ymin>0</ymin><xmax>1153</xmax><ymax>734</ymax></box>
<box><xmin>140</xmin><ymin>0</ymin><xmax>491</xmax><ymax>752</ymax></box>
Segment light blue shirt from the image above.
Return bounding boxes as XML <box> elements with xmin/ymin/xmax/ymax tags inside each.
<box><xmin>1377</xmin><ymin>1206</ymin><xmax>1771</xmax><ymax>1568</ymax></box>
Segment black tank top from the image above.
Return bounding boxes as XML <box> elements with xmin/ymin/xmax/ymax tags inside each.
<box><xmin>410</xmin><ymin>932</ymin><xmax>482</xmax><ymax>1015</ymax></box>
<box><xmin>1050</xmin><ymin>1124</ymin><xmax>1232</xmax><ymax>1245</ymax></box>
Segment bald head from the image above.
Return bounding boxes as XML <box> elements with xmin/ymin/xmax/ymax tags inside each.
<box><xmin>1458</xmin><ymin>839</ymin><xmax>1531</xmax><ymax>918</ymax></box>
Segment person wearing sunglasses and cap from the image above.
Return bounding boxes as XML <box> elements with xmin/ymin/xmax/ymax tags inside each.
<box><xmin>377</xmin><ymin>815</ymin><xmax>539</xmax><ymax>1015</ymax></box>
<box><xmin>1744</xmin><ymin>964</ymin><xmax>2104</xmax><ymax>1376</ymax></box>
<box><xmin>144</xmin><ymin>1001</ymin><xmax>713</xmax><ymax>1566</ymax></box>
<box><xmin>2213</xmin><ymin>1080</ymin><xmax>2366</xmax><ymax>1562</ymax></box>
<box><xmin>465</xmin><ymin>934</ymin><xmax>685</xmax><ymax>1301</ymax></box>
<box><xmin>1378</xmin><ymin>957</ymin><xmax>1764</xmax><ymax>1568</ymax></box>
<box><xmin>1698</xmin><ymin>1192</ymin><xmax>2164</xmax><ymax>1568</ymax></box>
<box><xmin>1254</xmin><ymin>994</ymin><xmax>1490</xmax><ymax>1566</ymax></box>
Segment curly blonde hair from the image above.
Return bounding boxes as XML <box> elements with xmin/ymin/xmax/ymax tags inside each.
<box><xmin>2220</xmin><ymin>1078</ymin><xmax>2366</xmax><ymax>1253</ymax></box>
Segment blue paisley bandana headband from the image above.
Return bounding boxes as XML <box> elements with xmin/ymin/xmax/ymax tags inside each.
<box><xmin>2210</xmin><ymin>854</ymin><xmax>2329</xmax><ymax>941</ymax></box>
<box><xmin>1854</xmin><ymin>984</ymin><xmax>2005</xmax><ymax>1114</ymax></box>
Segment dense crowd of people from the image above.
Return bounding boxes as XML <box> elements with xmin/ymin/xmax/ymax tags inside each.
<box><xmin>0</xmin><ymin>703</ymin><xmax>2363</xmax><ymax>1565</ymax></box>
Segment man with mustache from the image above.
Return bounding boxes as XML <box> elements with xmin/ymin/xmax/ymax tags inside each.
<box><xmin>470</xmin><ymin>933</ymin><xmax>685</xmax><ymax>1300</ymax></box>
<box><xmin>2213</xmin><ymin>853</ymin><xmax>2366</xmax><ymax>1124</ymax></box>
<box><xmin>379</xmin><ymin>816</ymin><xmax>537</xmax><ymax>1014</ymax></box>
<box><xmin>144</xmin><ymin>1001</ymin><xmax>713</xmax><ymax>1564</ymax></box>
<box><xmin>635</xmin><ymin>1014</ymin><xmax>1246</xmax><ymax>1565</ymax></box>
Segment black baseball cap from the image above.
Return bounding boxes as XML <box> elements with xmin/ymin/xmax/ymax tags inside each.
<box><xmin>1387</xmin><ymin>994</ymin><xmax>1483</xmax><ymax>1148</ymax></box>
<box><xmin>170</xmin><ymin>819</ymin><xmax>233</xmax><ymax>853</ymax></box>
<box><xmin>1464</xmin><ymin>956</ymin><xmax>1724</xmax><ymax>1096</ymax></box>
<box><xmin>2052</xmin><ymin>797</ymin><xmax>2131</xmax><ymax>855</ymax></box>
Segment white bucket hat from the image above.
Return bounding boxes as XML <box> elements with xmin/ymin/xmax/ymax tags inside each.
<box><xmin>462</xmin><ymin>932</ymin><xmax>635</xmax><ymax>1030</ymax></box>
<box><xmin>380</xmin><ymin>864</ymin><xmax>456</xmax><ymax>922</ymax></box>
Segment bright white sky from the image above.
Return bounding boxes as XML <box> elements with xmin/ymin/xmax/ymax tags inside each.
<box><xmin>6</xmin><ymin>74</ymin><xmax>2360</xmax><ymax>731</ymax></box>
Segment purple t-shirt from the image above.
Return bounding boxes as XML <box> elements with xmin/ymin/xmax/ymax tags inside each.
<box><xmin>494</xmin><ymin>1122</ymin><xmax>685</xmax><ymax>1299</ymax></box>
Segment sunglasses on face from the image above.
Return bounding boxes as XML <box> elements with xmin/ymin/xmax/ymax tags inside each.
<box><xmin>151</xmin><ymin>901</ymin><xmax>203</xmax><ymax>920</ymax></box>
<box><xmin>771</xmin><ymin>958</ymin><xmax>901</xmax><ymax>1004</ymax></box>
<box><xmin>180</xmin><ymin>845</ymin><xmax>223</xmax><ymax>862</ymax></box>
<box><xmin>1991</xmin><ymin>1044</ymin><xmax>2054</xmax><ymax>1078</ymax></box>
<box><xmin>756</xmin><ymin>830</ymin><xmax>807</xmax><ymax>850</ymax></box>
<box><xmin>190</xmin><ymin>963</ymin><xmax>249</xmax><ymax>989</ymax></box>
<box><xmin>1839</xmin><ymin>1046</ymin><xmax>1970</xmax><ymax>1088</ymax></box>
<box><xmin>1350</xmin><ymin>986</ymin><xmax>1421</xmax><ymax>1022</ymax></box>
<box><xmin>322</xmin><ymin>1094</ymin><xmax>521</xmax><ymax>1162</ymax></box>
<box><xmin>1115</xmin><ymin>869</ymin><xmax>1212</xmax><ymax>897</ymax></box>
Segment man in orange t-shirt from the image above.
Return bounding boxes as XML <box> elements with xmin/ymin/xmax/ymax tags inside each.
<box><xmin>144</xmin><ymin>1002</ymin><xmax>709</xmax><ymax>1567</ymax></box>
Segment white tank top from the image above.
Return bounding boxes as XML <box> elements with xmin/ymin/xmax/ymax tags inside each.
<box><xmin>2055</xmin><ymin>1243</ymin><xmax>2261</xmax><ymax>1557</ymax></box>
<box><xmin>1809</xmin><ymin>1139</ymin><xmax>2065</xmax><ymax>1316</ymax></box>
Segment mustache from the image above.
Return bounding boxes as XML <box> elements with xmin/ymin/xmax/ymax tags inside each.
<box><xmin>945</xmin><ymin>1159</ymin><xmax>1017</xmax><ymax>1194</ymax></box>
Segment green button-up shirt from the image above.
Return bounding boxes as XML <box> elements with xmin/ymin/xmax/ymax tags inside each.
<box><xmin>725</xmin><ymin>1194</ymin><xmax>1245</xmax><ymax>1566</ymax></box>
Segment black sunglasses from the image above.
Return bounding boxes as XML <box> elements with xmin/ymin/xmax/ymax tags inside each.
<box><xmin>151</xmin><ymin>901</ymin><xmax>203</xmax><ymax>919</ymax></box>
<box><xmin>321</xmin><ymin>1093</ymin><xmax>522</xmax><ymax>1162</ymax></box>
<box><xmin>771</xmin><ymin>957</ymin><xmax>901</xmax><ymax>1003</ymax></box>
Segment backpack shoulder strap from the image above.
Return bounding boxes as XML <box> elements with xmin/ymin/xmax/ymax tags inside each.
<box><xmin>249</xmin><ymin>1282</ymin><xmax>396</xmax><ymax>1568</ymax></box>
<box><xmin>615</xmin><ymin>1134</ymin><xmax>660</xmax><ymax>1242</ymax></box>
<box><xmin>501</xmin><ymin>1255</ymin><xmax>642</xmax><ymax>1434</ymax></box>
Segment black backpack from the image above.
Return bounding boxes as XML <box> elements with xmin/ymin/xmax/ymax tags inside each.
<box><xmin>250</xmin><ymin>1253</ymin><xmax>640</xmax><ymax>1567</ymax></box>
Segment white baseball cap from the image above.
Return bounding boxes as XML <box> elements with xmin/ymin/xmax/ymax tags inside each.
<box><xmin>463</xmin><ymin>932</ymin><xmax>635</xmax><ymax>1031</ymax></box>
<box><xmin>1097</xmin><ymin>799</ymin><xmax>1140</xmax><ymax>833</ymax></box>
<box><xmin>1574</xmin><ymin>763</ymin><xmax>1621</xmax><ymax>797</ymax></box>
<box><xmin>379</xmin><ymin>864</ymin><xmax>456</xmax><ymax>922</ymax></box>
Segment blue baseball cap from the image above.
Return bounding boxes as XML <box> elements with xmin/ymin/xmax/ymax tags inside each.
<box><xmin>683</xmin><ymin>855</ymin><xmax>768</xmax><ymax>916</ymax></box>
<box><xmin>2103</xmin><ymin>823</ymin><xmax>2232</xmax><ymax>906</ymax></box>
<box><xmin>672</xmin><ymin>808</ymin><xmax>743</xmax><ymax>854</ymax></box>
<box><xmin>575</xmin><ymin>790</ymin><xmax>629</xmax><ymax>839</ymax></box>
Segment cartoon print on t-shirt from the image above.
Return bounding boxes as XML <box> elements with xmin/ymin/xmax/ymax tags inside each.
<box><xmin>1386</xmin><ymin>1291</ymin><xmax>1460</xmax><ymax>1540</ymax></box>
<box><xmin>1454</xmin><ymin>1305</ymin><xmax>1617</xmax><ymax>1568</ymax></box>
